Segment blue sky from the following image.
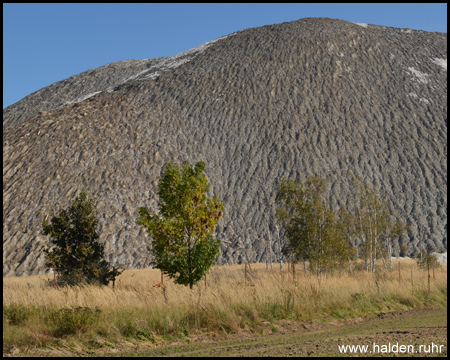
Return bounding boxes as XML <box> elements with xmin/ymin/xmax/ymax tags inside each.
<box><xmin>3</xmin><ymin>3</ymin><xmax>447</xmax><ymax>109</ymax></box>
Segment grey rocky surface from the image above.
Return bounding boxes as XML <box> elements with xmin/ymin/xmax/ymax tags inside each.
<box><xmin>3</xmin><ymin>18</ymin><xmax>447</xmax><ymax>276</ymax></box>
<box><xmin>3</xmin><ymin>58</ymin><xmax>170</xmax><ymax>131</ymax></box>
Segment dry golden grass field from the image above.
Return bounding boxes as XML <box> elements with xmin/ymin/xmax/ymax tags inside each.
<box><xmin>3</xmin><ymin>260</ymin><xmax>447</xmax><ymax>356</ymax></box>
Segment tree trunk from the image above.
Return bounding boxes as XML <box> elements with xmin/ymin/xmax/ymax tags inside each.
<box><xmin>269</xmin><ymin>234</ymin><xmax>273</xmax><ymax>270</ymax></box>
<box><xmin>357</xmin><ymin>207</ymin><xmax>367</xmax><ymax>271</ymax></box>
<box><xmin>388</xmin><ymin>239</ymin><xmax>393</xmax><ymax>271</ymax></box>
<box><xmin>382</xmin><ymin>248</ymin><xmax>388</xmax><ymax>271</ymax></box>
<box><xmin>373</xmin><ymin>212</ymin><xmax>377</xmax><ymax>273</ymax></box>
<box><xmin>292</xmin><ymin>261</ymin><xmax>296</xmax><ymax>285</ymax></box>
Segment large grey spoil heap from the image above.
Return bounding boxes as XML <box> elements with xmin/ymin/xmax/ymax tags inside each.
<box><xmin>3</xmin><ymin>18</ymin><xmax>447</xmax><ymax>276</ymax></box>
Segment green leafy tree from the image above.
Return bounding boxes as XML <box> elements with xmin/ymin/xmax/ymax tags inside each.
<box><xmin>276</xmin><ymin>178</ymin><xmax>310</xmax><ymax>263</ymax></box>
<box><xmin>138</xmin><ymin>161</ymin><xmax>224</xmax><ymax>289</ymax></box>
<box><xmin>42</xmin><ymin>187</ymin><xmax>121</xmax><ymax>286</ymax></box>
<box><xmin>335</xmin><ymin>206</ymin><xmax>358</xmax><ymax>269</ymax></box>
<box><xmin>276</xmin><ymin>176</ymin><xmax>352</xmax><ymax>276</ymax></box>
<box><xmin>348</xmin><ymin>173</ymin><xmax>410</xmax><ymax>272</ymax></box>
<box><xmin>416</xmin><ymin>248</ymin><xmax>440</xmax><ymax>270</ymax></box>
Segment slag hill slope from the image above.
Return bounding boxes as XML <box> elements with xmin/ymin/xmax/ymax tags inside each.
<box><xmin>3</xmin><ymin>18</ymin><xmax>447</xmax><ymax>276</ymax></box>
<box><xmin>3</xmin><ymin>57</ymin><xmax>170</xmax><ymax>130</ymax></box>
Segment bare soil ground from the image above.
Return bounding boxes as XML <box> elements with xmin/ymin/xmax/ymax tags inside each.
<box><xmin>5</xmin><ymin>308</ymin><xmax>446</xmax><ymax>357</ymax></box>
<box><xmin>99</xmin><ymin>308</ymin><xmax>446</xmax><ymax>357</ymax></box>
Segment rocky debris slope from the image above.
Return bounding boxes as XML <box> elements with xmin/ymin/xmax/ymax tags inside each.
<box><xmin>3</xmin><ymin>58</ymin><xmax>169</xmax><ymax>130</ymax></box>
<box><xmin>3</xmin><ymin>18</ymin><xmax>447</xmax><ymax>276</ymax></box>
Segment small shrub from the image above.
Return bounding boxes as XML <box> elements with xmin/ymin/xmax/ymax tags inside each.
<box><xmin>137</xmin><ymin>328</ymin><xmax>153</xmax><ymax>340</ymax></box>
<box><xmin>264</xmin><ymin>302</ymin><xmax>284</xmax><ymax>320</ymax></box>
<box><xmin>181</xmin><ymin>327</ymin><xmax>189</xmax><ymax>337</ymax></box>
<box><xmin>45</xmin><ymin>306</ymin><xmax>101</xmax><ymax>337</ymax></box>
<box><xmin>283</xmin><ymin>289</ymin><xmax>295</xmax><ymax>315</ymax></box>
<box><xmin>4</xmin><ymin>303</ymin><xmax>34</xmax><ymax>326</ymax></box>
<box><xmin>218</xmin><ymin>321</ymin><xmax>233</xmax><ymax>334</ymax></box>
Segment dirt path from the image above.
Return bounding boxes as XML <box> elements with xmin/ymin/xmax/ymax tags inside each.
<box><xmin>113</xmin><ymin>308</ymin><xmax>447</xmax><ymax>357</ymax></box>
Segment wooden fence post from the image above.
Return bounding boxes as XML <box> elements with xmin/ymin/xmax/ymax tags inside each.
<box><xmin>287</xmin><ymin>261</ymin><xmax>290</xmax><ymax>283</ymax></box>
<box><xmin>53</xmin><ymin>267</ymin><xmax>59</xmax><ymax>290</ymax></box>
<box><xmin>245</xmin><ymin>263</ymin><xmax>247</xmax><ymax>285</ymax></box>
<box><xmin>161</xmin><ymin>270</ymin><xmax>167</xmax><ymax>302</ymax></box>
<box><xmin>362</xmin><ymin>261</ymin><xmax>364</xmax><ymax>283</ymax></box>
<box><xmin>112</xmin><ymin>266</ymin><xmax>116</xmax><ymax>289</ymax></box>
<box><xmin>292</xmin><ymin>262</ymin><xmax>296</xmax><ymax>286</ymax></box>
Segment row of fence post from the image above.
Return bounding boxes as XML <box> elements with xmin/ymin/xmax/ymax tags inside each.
<box><xmin>50</xmin><ymin>259</ymin><xmax>437</xmax><ymax>293</ymax></box>
<box><xmin>156</xmin><ymin>259</ymin><xmax>438</xmax><ymax>299</ymax></box>
<box><xmin>241</xmin><ymin>259</ymin><xmax>437</xmax><ymax>284</ymax></box>
<box><xmin>360</xmin><ymin>260</ymin><xmax>436</xmax><ymax>285</ymax></box>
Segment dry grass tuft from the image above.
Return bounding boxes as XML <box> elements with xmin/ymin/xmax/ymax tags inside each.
<box><xmin>3</xmin><ymin>260</ymin><xmax>447</xmax><ymax>355</ymax></box>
